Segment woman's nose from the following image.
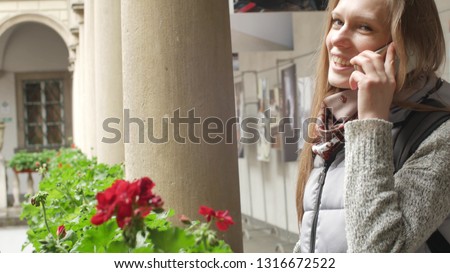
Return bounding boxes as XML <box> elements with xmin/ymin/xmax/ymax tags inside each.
<box><xmin>330</xmin><ymin>27</ymin><xmax>351</xmax><ymax>48</ymax></box>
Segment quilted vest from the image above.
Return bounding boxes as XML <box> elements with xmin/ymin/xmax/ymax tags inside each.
<box><xmin>295</xmin><ymin>80</ymin><xmax>450</xmax><ymax>253</ymax></box>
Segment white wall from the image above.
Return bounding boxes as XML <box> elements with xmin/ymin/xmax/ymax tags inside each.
<box><xmin>230</xmin><ymin>13</ymin><xmax>293</xmax><ymax>50</ymax></box>
<box><xmin>0</xmin><ymin>0</ymin><xmax>69</xmax><ymax>26</ymax></box>
<box><xmin>0</xmin><ymin>71</ymin><xmax>18</xmax><ymax>163</ymax></box>
<box><xmin>235</xmin><ymin>12</ymin><xmax>324</xmax><ymax>237</ymax></box>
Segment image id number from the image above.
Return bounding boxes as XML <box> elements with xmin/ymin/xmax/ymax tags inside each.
<box><xmin>256</xmin><ymin>257</ymin><xmax>336</xmax><ymax>269</ymax></box>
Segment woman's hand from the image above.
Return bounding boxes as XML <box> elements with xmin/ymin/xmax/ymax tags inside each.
<box><xmin>349</xmin><ymin>43</ymin><xmax>396</xmax><ymax>120</ymax></box>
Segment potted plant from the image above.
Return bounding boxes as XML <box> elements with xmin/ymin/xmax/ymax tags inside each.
<box><xmin>21</xmin><ymin>148</ymin><xmax>235</xmax><ymax>253</ymax></box>
<box><xmin>8</xmin><ymin>150</ymin><xmax>56</xmax><ymax>173</ymax></box>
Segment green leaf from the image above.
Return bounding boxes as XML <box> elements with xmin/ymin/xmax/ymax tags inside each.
<box><xmin>149</xmin><ymin>227</ymin><xmax>195</xmax><ymax>253</ymax></box>
<box><xmin>106</xmin><ymin>240</ymin><xmax>130</xmax><ymax>253</ymax></box>
<box><xmin>72</xmin><ymin>221</ymin><xmax>120</xmax><ymax>253</ymax></box>
<box><xmin>144</xmin><ymin>210</ymin><xmax>173</xmax><ymax>231</ymax></box>
<box><xmin>209</xmin><ymin>240</ymin><xmax>233</xmax><ymax>253</ymax></box>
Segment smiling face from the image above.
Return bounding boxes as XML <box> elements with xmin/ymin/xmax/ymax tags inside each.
<box><xmin>326</xmin><ymin>0</ymin><xmax>392</xmax><ymax>89</ymax></box>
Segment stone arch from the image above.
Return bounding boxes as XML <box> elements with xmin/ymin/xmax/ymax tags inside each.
<box><xmin>0</xmin><ymin>13</ymin><xmax>72</xmax><ymax>70</ymax></box>
<box><xmin>0</xmin><ymin>13</ymin><xmax>71</xmax><ymax>47</ymax></box>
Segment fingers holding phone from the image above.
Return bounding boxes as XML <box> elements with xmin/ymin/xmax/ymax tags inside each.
<box><xmin>349</xmin><ymin>42</ymin><xmax>397</xmax><ymax>120</ymax></box>
<box><xmin>384</xmin><ymin>42</ymin><xmax>397</xmax><ymax>83</ymax></box>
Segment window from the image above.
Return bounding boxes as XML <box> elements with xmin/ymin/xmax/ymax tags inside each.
<box><xmin>16</xmin><ymin>72</ymin><xmax>72</xmax><ymax>151</ymax></box>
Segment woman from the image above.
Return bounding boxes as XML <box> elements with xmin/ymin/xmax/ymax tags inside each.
<box><xmin>294</xmin><ymin>0</ymin><xmax>450</xmax><ymax>252</ymax></box>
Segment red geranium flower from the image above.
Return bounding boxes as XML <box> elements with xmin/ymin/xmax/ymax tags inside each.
<box><xmin>198</xmin><ymin>206</ymin><xmax>235</xmax><ymax>231</ymax></box>
<box><xmin>91</xmin><ymin>177</ymin><xmax>164</xmax><ymax>229</ymax></box>
<box><xmin>56</xmin><ymin>225</ymin><xmax>66</xmax><ymax>239</ymax></box>
<box><xmin>151</xmin><ymin>195</ymin><xmax>164</xmax><ymax>209</ymax></box>
<box><xmin>91</xmin><ymin>183</ymin><xmax>119</xmax><ymax>225</ymax></box>
<box><xmin>134</xmin><ymin>177</ymin><xmax>155</xmax><ymax>206</ymax></box>
<box><xmin>214</xmin><ymin>210</ymin><xmax>235</xmax><ymax>231</ymax></box>
<box><xmin>116</xmin><ymin>202</ymin><xmax>133</xmax><ymax>228</ymax></box>
<box><xmin>199</xmin><ymin>206</ymin><xmax>215</xmax><ymax>222</ymax></box>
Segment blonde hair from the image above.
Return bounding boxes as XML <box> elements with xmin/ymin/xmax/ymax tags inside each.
<box><xmin>296</xmin><ymin>0</ymin><xmax>446</xmax><ymax>222</ymax></box>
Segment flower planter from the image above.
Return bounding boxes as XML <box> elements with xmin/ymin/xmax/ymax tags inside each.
<box><xmin>12</xmin><ymin>169</ymin><xmax>36</xmax><ymax>207</ymax></box>
<box><xmin>13</xmin><ymin>169</ymin><xmax>36</xmax><ymax>174</ymax></box>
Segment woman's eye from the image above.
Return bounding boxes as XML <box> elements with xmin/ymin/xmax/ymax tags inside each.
<box><xmin>331</xmin><ymin>19</ymin><xmax>344</xmax><ymax>28</ymax></box>
<box><xmin>359</xmin><ymin>24</ymin><xmax>373</xmax><ymax>32</ymax></box>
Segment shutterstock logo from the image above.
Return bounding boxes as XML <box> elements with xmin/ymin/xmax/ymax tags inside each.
<box><xmin>102</xmin><ymin>108</ymin><xmax>320</xmax><ymax>145</ymax></box>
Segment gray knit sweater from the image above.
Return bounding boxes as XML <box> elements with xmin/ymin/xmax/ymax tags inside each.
<box><xmin>344</xmin><ymin>118</ymin><xmax>450</xmax><ymax>252</ymax></box>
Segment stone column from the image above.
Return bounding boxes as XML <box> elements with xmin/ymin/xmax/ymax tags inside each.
<box><xmin>70</xmin><ymin>1</ymin><xmax>85</xmax><ymax>150</ymax></box>
<box><xmin>83</xmin><ymin>0</ymin><xmax>96</xmax><ymax>157</ymax></box>
<box><xmin>12</xmin><ymin>171</ymin><xmax>20</xmax><ymax>207</ymax></box>
<box><xmin>72</xmin><ymin>25</ymin><xmax>83</xmax><ymax>150</ymax></box>
<box><xmin>94</xmin><ymin>0</ymin><xmax>124</xmax><ymax>165</ymax></box>
<box><xmin>121</xmin><ymin>0</ymin><xmax>243</xmax><ymax>252</ymax></box>
<box><xmin>0</xmin><ymin>155</ymin><xmax>7</xmax><ymax>209</ymax></box>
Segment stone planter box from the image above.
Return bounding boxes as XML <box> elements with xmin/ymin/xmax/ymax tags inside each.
<box><xmin>11</xmin><ymin>169</ymin><xmax>37</xmax><ymax>207</ymax></box>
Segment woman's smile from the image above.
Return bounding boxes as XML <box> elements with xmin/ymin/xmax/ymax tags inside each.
<box><xmin>330</xmin><ymin>54</ymin><xmax>353</xmax><ymax>70</ymax></box>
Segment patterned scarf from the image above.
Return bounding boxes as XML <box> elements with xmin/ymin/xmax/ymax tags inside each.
<box><xmin>311</xmin><ymin>73</ymin><xmax>437</xmax><ymax>161</ymax></box>
<box><xmin>312</xmin><ymin>89</ymin><xmax>358</xmax><ymax>161</ymax></box>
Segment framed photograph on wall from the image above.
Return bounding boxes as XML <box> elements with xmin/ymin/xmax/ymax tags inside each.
<box><xmin>256</xmin><ymin>78</ymin><xmax>271</xmax><ymax>162</ymax></box>
<box><xmin>297</xmin><ymin>76</ymin><xmax>314</xmax><ymax>151</ymax></box>
<box><xmin>280</xmin><ymin>65</ymin><xmax>299</xmax><ymax>162</ymax></box>
<box><xmin>269</xmin><ymin>87</ymin><xmax>282</xmax><ymax>149</ymax></box>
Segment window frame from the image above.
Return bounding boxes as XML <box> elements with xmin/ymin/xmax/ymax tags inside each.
<box><xmin>15</xmin><ymin>71</ymin><xmax>72</xmax><ymax>151</ymax></box>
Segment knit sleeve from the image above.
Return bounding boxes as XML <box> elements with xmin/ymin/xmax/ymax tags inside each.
<box><xmin>344</xmin><ymin>119</ymin><xmax>450</xmax><ymax>252</ymax></box>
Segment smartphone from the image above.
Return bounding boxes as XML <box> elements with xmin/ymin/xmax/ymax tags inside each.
<box><xmin>374</xmin><ymin>44</ymin><xmax>389</xmax><ymax>55</ymax></box>
<box><xmin>354</xmin><ymin>44</ymin><xmax>398</xmax><ymax>74</ymax></box>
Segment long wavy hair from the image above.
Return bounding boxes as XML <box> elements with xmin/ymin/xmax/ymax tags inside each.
<box><xmin>296</xmin><ymin>0</ymin><xmax>446</xmax><ymax>222</ymax></box>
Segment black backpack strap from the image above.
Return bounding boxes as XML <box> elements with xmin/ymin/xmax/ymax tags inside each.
<box><xmin>393</xmin><ymin>100</ymin><xmax>450</xmax><ymax>173</ymax></box>
<box><xmin>427</xmin><ymin>230</ymin><xmax>450</xmax><ymax>253</ymax></box>
<box><xmin>393</xmin><ymin>98</ymin><xmax>450</xmax><ymax>253</ymax></box>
